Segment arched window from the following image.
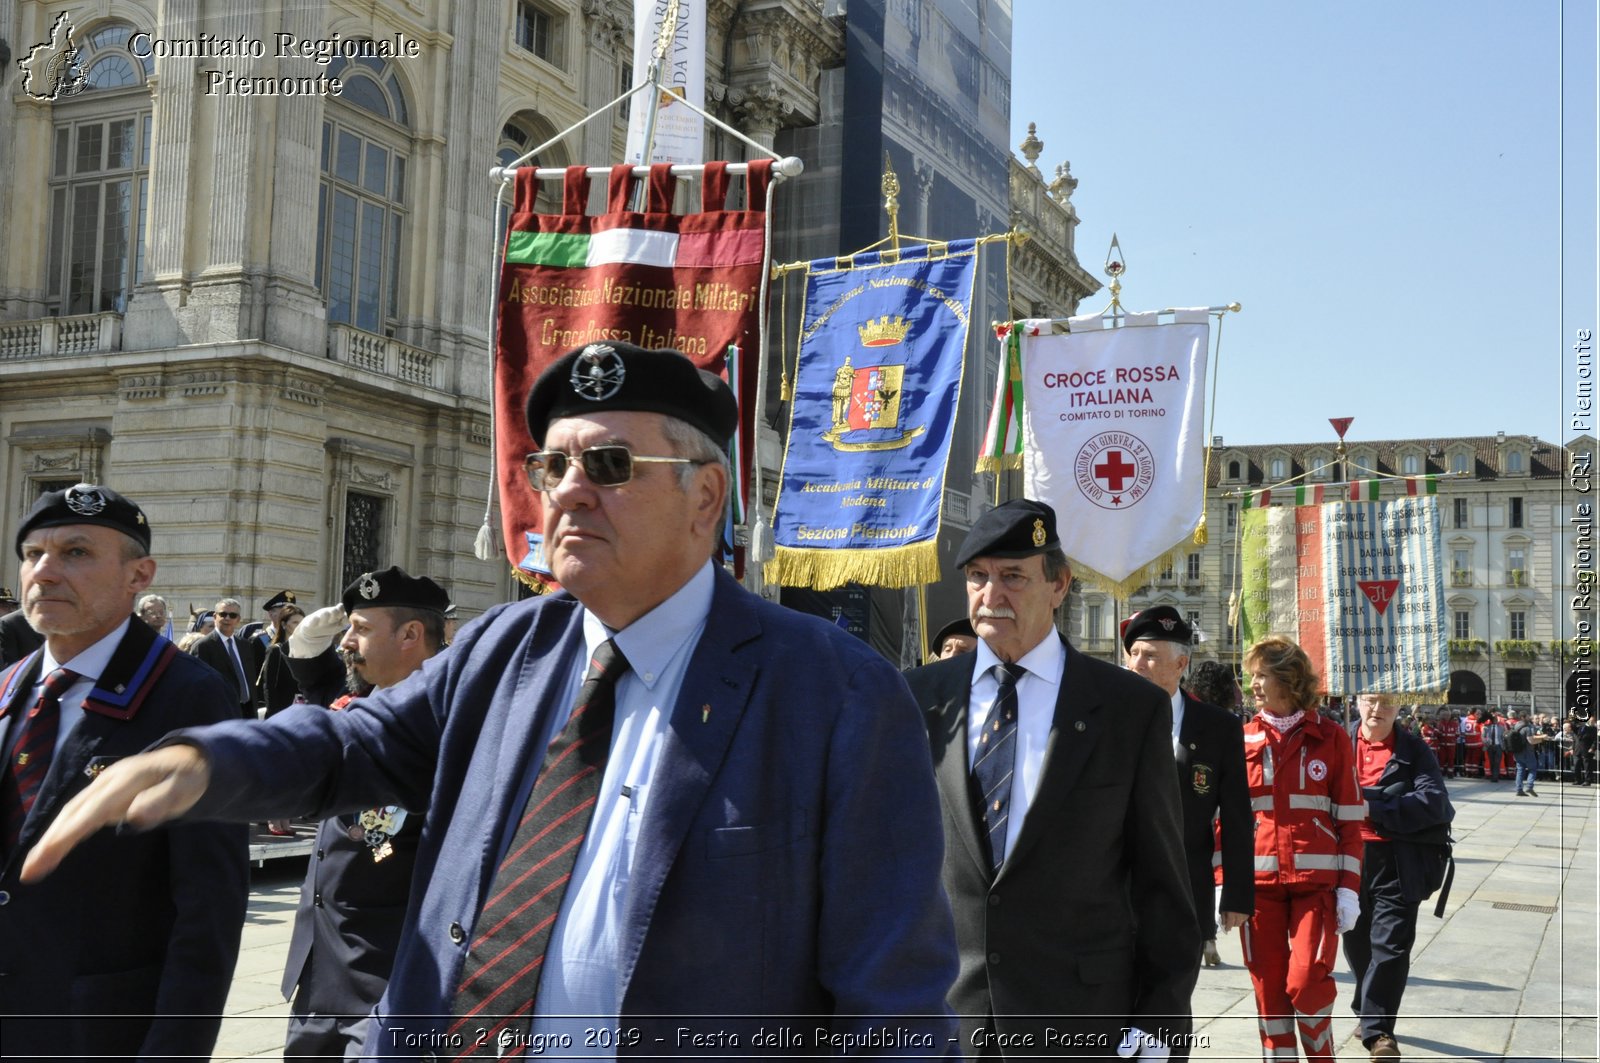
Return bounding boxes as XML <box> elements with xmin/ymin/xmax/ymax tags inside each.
<box><xmin>317</xmin><ymin>54</ymin><xmax>411</xmax><ymax>332</ymax></box>
<box><xmin>1269</xmin><ymin>457</ymin><xmax>1287</xmax><ymax>481</ymax></box>
<box><xmin>1401</xmin><ymin>453</ymin><xmax>1422</xmax><ymax>475</ymax></box>
<box><xmin>44</xmin><ymin>20</ymin><xmax>153</xmax><ymax>315</ymax></box>
<box><xmin>1226</xmin><ymin>459</ymin><xmax>1241</xmax><ymax>480</ymax></box>
<box><xmin>1506</xmin><ymin>450</ymin><xmax>1524</xmax><ymax>474</ymax></box>
<box><xmin>1452</xmin><ymin>451</ymin><xmax>1471</xmax><ymax>474</ymax></box>
<box><xmin>497</xmin><ymin>116</ymin><xmax>567</xmax><ymax>216</ymax></box>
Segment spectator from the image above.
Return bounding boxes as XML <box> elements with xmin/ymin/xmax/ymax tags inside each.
<box><xmin>257</xmin><ymin>604</ymin><xmax>306</xmax><ymax>717</ymax></box>
<box><xmin>1508</xmin><ymin>712</ymin><xmax>1540</xmax><ymax>797</ymax></box>
<box><xmin>195</xmin><ymin>597</ymin><xmax>263</xmax><ymax>718</ymax></box>
<box><xmin>1480</xmin><ymin>712</ymin><xmax>1505</xmax><ymax>782</ymax></box>
<box><xmin>927</xmin><ymin>615</ymin><xmax>977</xmax><ymax>662</ymax></box>
<box><xmin>1185</xmin><ymin>659</ymin><xmax>1244</xmax><ymax>715</ymax></box>
<box><xmin>137</xmin><ymin>593</ymin><xmax>171</xmax><ymax>637</ymax></box>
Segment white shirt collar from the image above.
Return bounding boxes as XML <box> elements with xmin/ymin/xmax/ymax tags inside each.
<box><xmin>40</xmin><ymin>616</ymin><xmax>131</xmax><ymax>685</ymax></box>
<box><xmin>971</xmin><ymin>629</ymin><xmax>1065</xmax><ymax>688</ymax></box>
<box><xmin>582</xmin><ymin>561</ymin><xmax>716</xmax><ymax>688</ymax></box>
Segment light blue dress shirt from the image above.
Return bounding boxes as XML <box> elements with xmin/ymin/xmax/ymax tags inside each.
<box><xmin>526</xmin><ymin>561</ymin><xmax>714</xmax><ymax>1057</ymax></box>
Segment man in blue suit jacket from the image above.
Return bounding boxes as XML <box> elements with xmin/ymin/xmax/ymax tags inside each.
<box><xmin>26</xmin><ymin>344</ymin><xmax>958</xmax><ymax>1060</ymax></box>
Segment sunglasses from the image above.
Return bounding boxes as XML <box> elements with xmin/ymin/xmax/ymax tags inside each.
<box><xmin>523</xmin><ymin>446</ymin><xmax>704</xmax><ymax>492</ymax></box>
<box><xmin>215</xmin><ymin>611</ymin><xmax>240</xmax><ymax>619</ymax></box>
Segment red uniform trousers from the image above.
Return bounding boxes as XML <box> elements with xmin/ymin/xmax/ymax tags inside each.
<box><xmin>1241</xmin><ymin>882</ymin><xmax>1340</xmax><ymax>1063</ymax></box>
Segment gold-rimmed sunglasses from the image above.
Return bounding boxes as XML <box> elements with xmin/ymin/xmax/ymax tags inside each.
<box><xmin>523</xmin><ymin>445</ymin><xmax>705</xmax><ymax>492</ymax></box>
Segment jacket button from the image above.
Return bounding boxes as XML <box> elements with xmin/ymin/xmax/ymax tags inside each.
<box><xmin>449</xmin><ymin>921</ymin><xmax>466</xmax><ymax>944</ymax></box>
<box><xmin>0</xmin><ymin>891</ymin><xmax>8</xmax><ymax>906</ymax></box>
<box><xmin>313</xmin><ymin>892</ymin><xmax>323</xmax><ymax>908</ymax></box>
<box><xmin>988</xmin><ymin>951</ymin><xmax>1001</xmax><ymax>965</ymax></box>
<box><xmin>988</xmin><ymin>894</ymin><xmax>1000</xmax><ymax>907</ymax></box>
<box><xmin>316</xmin><ymin>849</ymin><xmax>325</xmax><ymax>859</ymax></box>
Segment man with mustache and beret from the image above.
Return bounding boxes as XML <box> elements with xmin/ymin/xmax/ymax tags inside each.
<box><xmin>0</xmin><ymin>484</ymin><xmax>247</xmax><ymax>1057</ymax></box>
<box><xmin>904</xmin><ymin>499</ymin><xmax>1198</xmax><ymax>1059</ymax></box>
<box><xmin>27</xmin><ymin>343</ymin><xmax>957</xmax><ymax>1060</ymax></box>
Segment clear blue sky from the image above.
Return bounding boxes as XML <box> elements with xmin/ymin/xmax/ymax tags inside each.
<box><xmin>1008</xmin><ymin>0</ymin><xmax>1596</xmax><ymax>448</ymax></box>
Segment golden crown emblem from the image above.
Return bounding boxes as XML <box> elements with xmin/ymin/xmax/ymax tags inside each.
<box><xmin>857</xmin><ymin>315</ymin><xmax>911</xmax><ymax>348</ymax></box>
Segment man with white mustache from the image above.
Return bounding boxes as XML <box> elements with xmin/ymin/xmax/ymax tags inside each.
<box><xmin>904</xmin><ymin>499</ymin><xmax>1198</xmax><ymax>1059</ymax></box>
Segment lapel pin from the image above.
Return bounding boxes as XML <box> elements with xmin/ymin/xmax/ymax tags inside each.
<box><xmin>114</xmin><ymin>683</ymin><xmax>126</xmax><ymax>694</ymax></box>
<box><xmin>701</xmin><ymin>704</ymin><xmax>711</xmax><ymax>723</ymax></box>
<box><xmin>1074</xmin><ymin>721</ymin><xmax>1087</xmax><ymax>732</ymax></box>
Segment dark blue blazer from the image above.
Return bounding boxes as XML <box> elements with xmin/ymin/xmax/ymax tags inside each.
<box><xmin>181</xmin><ymin>569</ymin><xmax>959</xmax><ymax>1057</ymax></box>
<box><xmin>0</xmin><ymin>617</ymin><xmax>249</xmax><ymax>1058</ymax></box>
<box><xmin>1349</xmin><ymin>723</ymin><xmax>1454</xmax><ymax>905</ymax></box>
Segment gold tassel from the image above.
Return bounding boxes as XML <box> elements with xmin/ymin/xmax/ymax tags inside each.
<box><xmin>1192</xmin><ymin>512</ymin><xmax>1208</xmax><ymax>545</ymax></box>
<box><xmin>780</xmin><ymin>373</ymin><xmax>791</xmax><ymax>402</ymax></box>
<box><xmin>764</xmin><ymin>542</ymin><xmax>941</xmax><ymax>591</ymax></box>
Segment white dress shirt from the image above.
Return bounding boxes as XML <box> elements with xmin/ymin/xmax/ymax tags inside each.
<box><xmin>528</xmin><ymin>562</ymin><xmax>715</xmax><ymax>1056</ymax></box>
<box><xmin>0</xmin><ymin>618</ymin><xmax>129</xmax><ymax>759</ymax></box>
<box><xmin>966</xmin><ymin>632</ymin><xmax>1065</xmax><ymax>861</ymax></box>
<box><xmin>1170</xmin><ymin>688</ymin><xmax>1186</xmax><ymax>756</ymax></box>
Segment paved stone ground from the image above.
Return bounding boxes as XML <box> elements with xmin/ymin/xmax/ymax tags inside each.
<box><xmin>213</xmin><ymin>777</ymin><xmax>1599</xmax><ymax>1061</ymax></box>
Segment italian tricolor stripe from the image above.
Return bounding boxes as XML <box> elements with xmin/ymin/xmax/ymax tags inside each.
<box><xmin>1406</xmin><ymin>474</ymin><xmax>1438</xmax><ymax>496</ymax></box>
<box><xmin>504</xmin><ymin>227</ymin><xmax>764</xmax><ymax>269</ymax></box>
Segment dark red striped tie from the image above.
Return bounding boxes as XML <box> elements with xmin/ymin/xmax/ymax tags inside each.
<box><xmin>2</xmin><ymin>667</ymin><xmax>78</xmax><ymax>852</ymax></box>
<box><xmin>448</xmin><ymin>639</ymin><xmax>629</xmax><ymax>1056</ymax></box>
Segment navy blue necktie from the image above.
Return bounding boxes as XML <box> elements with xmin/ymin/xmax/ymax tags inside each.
<box><xmin>3</xmin><ymin>667</ymin><xmax>78</xmax><ymax>852</ymax></box>
<box><xmin>972</xmin><ymin>662</ymin><xmax>1025</xmax><ymax>871</ymax></box>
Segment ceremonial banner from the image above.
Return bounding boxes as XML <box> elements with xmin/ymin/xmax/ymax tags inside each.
<box><xmin>494</xmin><ymin>161</ymin><xmax>771</xmax><ymax>578</ymax></box>
<box><xmin>1014</xmin><ymin>312</ymin><xmax>1210</xmax><ymax>592</ymax></box>
<box><xmin>1239</xmin><ymin>496</ymin><xmax>1448</xmax><ymax>696</ymax></box>
<box><xmin>766</xmin><ymin>241</ymin><xmax>979</xmax><ymax>589</ymax></box>
<box><xmin>624</xmin><ymin>0</ymin><xmax>705</xmax><ymax>165</ymax></box>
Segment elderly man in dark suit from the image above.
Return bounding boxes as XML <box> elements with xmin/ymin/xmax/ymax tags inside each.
<box><xmin>196</xmin><ymin>594</ymin><xmax>264</xmax><ymax>717</ymax></box>
<box><xmin>1122</xmin><ymin>607</ymin><xmax>1253</xmax><ymax>971</ymax></box>
<box><xmin>0</xmin><ymin>484</ymin><xmax>247</xmax><ymax>1057</ymax></box>
<box><xmin>28</xmin><ymin>344</ymin><xmax>957</xmax><ymax>1060</ymax></box>
<box><xmin>904</xmin><ymin>500</ymin><xmax>1199</xmax><ymax>1059</ymax></box>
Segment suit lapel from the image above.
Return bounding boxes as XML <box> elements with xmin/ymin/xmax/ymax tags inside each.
<box><xmin>1174</xmin><ymin>692</ymin><xmax>1195</xmax><ymax>771</ymax></box>
<box><xmin>491</xmin><ymin>596</ymin><xmax>585</xmax><ymax>837</ymax></box>
<box><xmin>1003</xmin><ymin>639</ymin><xmax>1102</xmax><ymax>871</ymax></box>
<box><xmin>929</xmin><ymin>656</ymin><xmax>987</xmax><ymax>876</ymax></box>
<box><xmin>617</xmin><ymin>571</ymin><xmax>759</xmax><ymax>994</ymax></box>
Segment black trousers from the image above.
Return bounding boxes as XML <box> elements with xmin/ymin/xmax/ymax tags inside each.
<box><xmin>1342</xmin><ymin>841</ymin><xmax>1418</xmax><ymax>1045</ymax></box>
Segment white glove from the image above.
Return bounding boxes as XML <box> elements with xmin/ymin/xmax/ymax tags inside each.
<box><xmin>1117</xmin><ymin>1028</ymin><xmax>1171</xmax><ymax>1061</ymax></box>
<box><xmin>288</xmin><ymin>604</ymin><xmax>347</xmax><ymax>658</ymax></box>
<box><xmin>1335</xmin><ymin>886</ymin><xmax>1361</xmax><ymax>933</ymax></box>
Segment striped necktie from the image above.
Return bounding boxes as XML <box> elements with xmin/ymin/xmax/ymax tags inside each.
<box><xmin>972</xmin><ymin>662</ymin><xmax>1025</xmax><ymax>872</ymax></box>
<box><xmin>448</xmin><ymin>638</ymin><xmax>630</xmax><ymax>1056</ymax></box>
<box><xmin>3</xmin><ymin>667</ymin><xmax>79</xmax><ymax>852</ymax></box>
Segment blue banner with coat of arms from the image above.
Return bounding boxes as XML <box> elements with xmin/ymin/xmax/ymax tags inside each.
<box><xmin>766</xmin><ymin>240</ymin><xmax>978</xmax><ymax>589</ymax></box>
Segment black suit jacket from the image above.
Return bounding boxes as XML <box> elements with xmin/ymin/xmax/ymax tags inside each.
<box><xmin>196</xmin><ymin>628</ymin><xmax>263</xmax><ymax>709</ymax></box>
<box><xmin>0</xmin><ymin>617</ymin><xmax>249</xmax><ymax>1057</ymax></box>
<box><xmin>0</xmin><ymin>610</ymin><xmax>43</xmax><ymax>667</ymax></box>
<box><xmin>1174</xmin><ymin>692</ymin><xmax>1254</xmax><ymax>934</ymax></box>
<box><xmin>905</xmin><ymin>638</ymin><xmax>1199</xmax><ymax>1057</ymax></box>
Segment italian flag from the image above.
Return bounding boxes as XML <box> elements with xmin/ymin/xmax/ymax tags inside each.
<box><xmin>1349</xmin><ymin>478</ymin><xmax>1381</xmax><ymax>501</ymax></box>
<box><xmin>976</xmin><ymin>325</ymin><xmax>1026</xmax><ymax>471</ymax></box>
<box><xmin>505</xmin><ymin>225</ymin><xmax>765</xmax><ymax>268</ymax></box>
<box><xmin>1295</xmin><ymin>484</ymin><xmax>1325</xmax><ymax>505</ymax></box>
<box><xmin>1243</xmin><ymin>488</ymin><xmax>1271</xmax><ymax>509</ymax></box>
<box><xmin>1406</xmin><ymin>474</ymin><xmax>1438</xmax><ymax>496</ymax></box>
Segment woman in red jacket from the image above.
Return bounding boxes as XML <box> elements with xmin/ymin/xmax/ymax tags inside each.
<box><xmin>1240</xmin><ymin>637</ymin><xmax>1366</xmax><ymax>1063</ymax></box>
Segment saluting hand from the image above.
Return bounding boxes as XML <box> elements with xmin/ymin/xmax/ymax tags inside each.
<box><xmin>20</xmin><ymin>743</ymin><xmax>212</xmax><ymax>883</ymax></box>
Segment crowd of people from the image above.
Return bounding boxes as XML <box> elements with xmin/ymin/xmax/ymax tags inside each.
<box><xmin>0</xmin><ymin>340</ymin><xmax>1587</xmax><ymax>1063</ymax></box>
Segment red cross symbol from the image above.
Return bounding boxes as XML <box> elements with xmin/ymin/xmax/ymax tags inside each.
<box><xmin>1094</xmin><ymin>450</ymin><xmax>1137</xmax><ymax>491</ymax></box>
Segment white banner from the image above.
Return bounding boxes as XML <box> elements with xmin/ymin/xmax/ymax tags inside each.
<box><xmin>1018</xmin><ymin>313</ymin><xmax>1209</xmax><ymax>587</ymax></box>
<box><xmin>624</xmin><ymin>0</ymin><xmax>705</xmax><ymax>165</ymax></box>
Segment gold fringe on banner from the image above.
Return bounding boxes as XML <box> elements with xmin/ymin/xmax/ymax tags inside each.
<box><xmin>1067</xmin><ymin>535</ymin><xmax>1203</xmax><ymax>601</ymax></box>
<box><xmin>973</xmin><ymin>453</ymin><xmax>1024</xmax><ymax>473</ymax></box>
<box><xmin>510</xmin><ymin>567</ymin><xmax>551</xmax><ymax>594</ymax></box>
<box><xmin>764</xmin><ymin>541</ymin><xmax>941</xmax><ymax>591</ymax></box>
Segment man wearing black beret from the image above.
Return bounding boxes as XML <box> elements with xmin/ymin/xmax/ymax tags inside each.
<box><xmin>31</xmin><ymin>344</ymin><xmax>958</xmax><ymax>1058</ymax></box>
<box><xmin>283</xmin><ymin>566</ymin><xmax>450</xmax><ymax>1060</ymax></box>
<box><xmin>904</xmin><ymin>498</ymin><xmax>1199</xmax><ymax>1058</ymax></box>
<box><xmin>1</xmin><ymin>484</ymin><xmax>247</xmax><ymax>1057</ymax></box>
<box><xmin>1123</xmin><ymin>606</ymin><xmax>1254</xmax><ymax>974</ymax></box>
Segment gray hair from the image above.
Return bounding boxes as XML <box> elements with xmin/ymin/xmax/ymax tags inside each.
<box><xmin>659</xmin><ymin>416</ymin><xmax>731</xmax><ymax>553</ymax></box>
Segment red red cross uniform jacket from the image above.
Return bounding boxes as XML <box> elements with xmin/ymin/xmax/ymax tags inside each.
<box><xmin>1242</xmin><ymin>713</ymin><xmax>1365</xmax><ymax>894</ymax></box>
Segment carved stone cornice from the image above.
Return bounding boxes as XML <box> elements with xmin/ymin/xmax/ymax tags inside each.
<box><xmin>721</xmin><ymin>0</ymin><xmax>844</xmax><ymax>129</ymax></box>
<box><xmin>583</xmin><ymin>0</ymin><xmax>631</xmax><ymax>50</ymax></box>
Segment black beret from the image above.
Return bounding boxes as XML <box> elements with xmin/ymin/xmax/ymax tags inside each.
<box><xmin>954</xmin><ymin>499</ymin><xmax>1061</xmax><ymax>568</ymax></box>
<box><xmin>929</xmin><ymin>616</ymin><xmax>976</xmax><ymax>655</ymax></box>
<box><xmin>263</xmin><ymin>590</ymin><xmax>297</xmax><ymax>610</ymax></box>
<box><xmin>525</xmin><ymin>342</ymin><xmax>738</xmax><ymax>448</ymax></box>
<box><xmin>15</xmin><ymin>483</ymin><xmax>151</xmax><ymax>558</ymax></box>
<box><xmin>0</xmin><ymin>586</ymin><xmax>16</xmax><ymax>605</ymax></box>
<box><xmin>341</xmin><ymin>565</ymin><xmax>451</xmax><ymax>615</ymax></box>
<box><xmin>1121</xmin><ymin>605</ymin><xmax>1193</xmax><ymax>653</ymax></box>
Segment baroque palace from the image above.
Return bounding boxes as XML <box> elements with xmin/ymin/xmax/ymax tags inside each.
<box><xmin>0</xmin><ymin>0</ymin><xmax>1095</xmax><ymax>637</ymax></box>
